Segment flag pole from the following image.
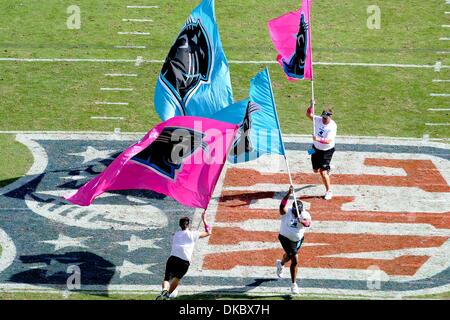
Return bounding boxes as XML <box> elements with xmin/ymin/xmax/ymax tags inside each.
<box><xmin>309</xmin><ymin>0</ymin><xmax>316</xmax><ymax>137</ymax></box>
<box><xmin>311</xmin><ymin>79</ymin><xmax>315</xmax><ymax>136</ymax></box>
<box><xmin>265</xmin><ymin>68</ymin><xmax>301</xmax><ymax>214</ymax></box>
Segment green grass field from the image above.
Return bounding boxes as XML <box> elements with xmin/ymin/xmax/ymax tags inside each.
<box><xmin>0</xmin><ymin>0</ymin><xmax>449</xmax><ymax>300</ymax></box>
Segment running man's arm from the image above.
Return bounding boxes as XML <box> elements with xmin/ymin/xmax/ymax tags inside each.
<box><xmin>312</xmin><ymin>135</ymin><xmax>333</xmax><ymax>145</ymax></box>
<box><xmin>306</xmin><ymin>100</ymin><xmax>315</xmax><ymax>121</ymax></box>
<box><xmin>279</xmin><ymin>186</ymin><xmax>293</xmax><ymax>215</ymax></box>
<box><xmin>199</xmin><ymin>210</ymin><xmax>212</xmax><ymax>238</ymax></box>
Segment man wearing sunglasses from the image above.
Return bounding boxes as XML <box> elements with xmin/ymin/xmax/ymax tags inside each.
<box><xmin>306</xmin><ymin>100</ymin><xmax>337</xmax><ymax>200</ymax></box>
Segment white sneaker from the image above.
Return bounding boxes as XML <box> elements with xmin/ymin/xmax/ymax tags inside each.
<box><xmin>169</xmin><ymin>288</ymin><xmax>178</xmax><ymax>299</ymax></box>
<box><xmin>324</xmin><ymin>191</ymin><xmax>333</xmax><ymax>200</ymax></box>
<box><xmin>291</xmin><ymin>283</ymin><xmax>299</xmax><ymax>294</ymax></box>
<box><xmin>276</xmin><ymin>260</ymin><xmax>284</xmax><ymax>278</ymax></box>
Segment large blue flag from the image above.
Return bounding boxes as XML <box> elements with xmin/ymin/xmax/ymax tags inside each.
<box><xmin>154</xmin><ymin>0</ymin><xmax>233</xmax><ymax>121</ymax></box>
<box><xmin>211</xmin><ymin>68</ymin><xmax>285</xmax><ymax>163</ymax></box>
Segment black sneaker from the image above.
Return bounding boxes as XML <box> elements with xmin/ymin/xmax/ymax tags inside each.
<box><xmin>155</xmin><ymin>290</ymin><xmax>169</xmax><ymax>300</ymax></box>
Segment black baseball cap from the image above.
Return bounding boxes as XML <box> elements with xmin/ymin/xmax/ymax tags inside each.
<box><xmin>321</xmin><ymin>109</ymin><xmax>333</xmax><ymax>118</ymax></box>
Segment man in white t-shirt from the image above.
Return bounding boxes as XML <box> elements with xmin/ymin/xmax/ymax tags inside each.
<box><xmin>156</xmin><ymin>210</ymin><xmax>211</xmax><ymax>300</ymax></box>
<box><xmin>306</xmin><ymin>100</ymin><xmax>337</xmax><ymax>200</ymax></box>
<box><xmin>275</xmin><ymin>186</ymin><xmax>312</xmax><ymax>294</ymax></box>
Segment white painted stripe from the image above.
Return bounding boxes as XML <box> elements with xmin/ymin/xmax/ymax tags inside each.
<box><xmin>122</xmin><ymin>18</ymin><xmax>153</xmax><ymax>22</ymax></box>
<box><xmin>430</xmin><ymin>93</ymin><xmax>450</xmax><ymax>97</ymax></box>
<box><xmin>113</xmin><ymin>45</ymin><xmax>146</xmax><ymax>49</ymax></box>
<box><xmin>0</xmin><ymin>229</ymin><xmax>16</xmax><ymax>274</ymax></box>
<box><xmin>2</xmin><ymin>282</ymin><xmax>450</xmax><ymax>299</ymax></box>
<box><xmin>437</xmin><ymin>51</ymin><xmax>450</xmax><ymax>54</ymax></box>
<box><xmin>442</xmin><ymin>25</ymin><xmax>450</xmax><ymax>28</ymax></box>
<box><xmin>439</xmin><ymin>37</ymin><xmax>450</xmax><ymax>40</ymax></box>
<box><xmin>0</xmin><ymin>58</ymin><xmax>136</xmax><ymax>62</ymax></box>
<box><xmin>90</xmin><ymin>117</ymin><xmax>125</xmax><ymax>120</ymax></box>
<box><xmin>0</xmin><ymin>57</ymin><xmax>449</xmax><ymax>69</ymax></box>
<box><xmin>213</xmin><ymin>220</ymin><xmax>450</xmax><ymax>237</ymax></box>
<box><xmin>118</xmin><ymin>31</ymin><xmax>150</xmax><ymax>35</ymax></box>
<box><xmin>104</xmin><ymin>73</ymin><xmax>137</xmax><ymax>77</ymax></box>
<box><xmin>428</xmin><ymin>108</ymin><xmax>450</xmax><ymax>111</ymax></box>
<box><xmin>315</xmin><ymin>61</ymin><xmax>447</xmax><ymax>69</ymax></box>
<box><xmin>1</xmin><ymin>133</ymin><xmax>447</xmax><ymax>147</ymax></box>
<box><xmin>432</xmin><ymin>79</ymin><xmax>450</xmax><ymax>82</ymax></box>
<box><xmin>127</xmin><ymin>5</ymin><xmax>159</xmax><ymax>9</ymax></box>
<box><xmin>100</xmin><ymin>87</ymin><xmax>134</xmax><ymax>91</ymax></box>
<box><xmin>426</xmin><ymin>123</ymin><xmax>450</xmax><ymax>126</ymax></box>
<box><xmin>95</xmin><ymin>101</ymin><xmax>129</xmax><ymax>105</ymax></box>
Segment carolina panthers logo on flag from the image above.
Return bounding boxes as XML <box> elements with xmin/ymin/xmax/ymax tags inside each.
<box><xmin>159</xmin><ymin>17</ymin><xmax>212</xmax><ymax>115</ymax></box>
<box><xmin>131</xmin><ymin>127</ymin><xmax>207</xmax><ymax>180</ymax></box>
<box><xmin>283</xmin><ymin>13</ymin><xmax>308</xmax><ymax>79</ymax></box>
<box><xmin>232</xmin><ymin>101</ymin><xmax>261</xmax><ymax>157</ymax></box>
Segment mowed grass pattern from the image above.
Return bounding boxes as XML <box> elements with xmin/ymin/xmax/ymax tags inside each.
<box><xmin>0</xmin><ymin>0</ymin><xmax>448</xmax><ymax>137</ymax></box>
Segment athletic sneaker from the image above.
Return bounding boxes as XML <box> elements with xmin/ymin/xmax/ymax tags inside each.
<box><xmin>155</xmin><ymin>290</ymin><xmax>170</xmax><ymax>300</ymax></box>
<box><xmin>169</xmin><ymin>288</ymin><xmax>178</xmax><ymax>299</ymax></box>
<box><xmin>324</xmin><ymin>191</ymin><xmax>333</xmax><ymax>200</ymax></box>
<box><xmin>291</xmin><ymin>283</ymin><xmax>300</xmax><ymax>294</ymax></box>
<box><xmin>276</xmin><ymin>260</ymin><xmax>284</xmax><ymax>278</ymax></box>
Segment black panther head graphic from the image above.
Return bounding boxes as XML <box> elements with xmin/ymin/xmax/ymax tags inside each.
<box><xmin>232</xmin><ymin>101</ymin><xmax>261</xmax><ymax>157</ymax></box>
<box><xmin>283</xmin><ymin>13</ymin><xmax>308</xmax><ymax>78</ymax></box>
<box><xmin>160</xmin><ymin>17</ymin><xmax>212</xmax><ymax>114</ymax></box>
<box><xmin>131</xmin><ymin>127</ymin><xmax>208</xmax><ymax>180</ymax></box>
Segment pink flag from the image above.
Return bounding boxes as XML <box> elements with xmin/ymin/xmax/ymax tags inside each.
<box><xmin>65</xmin><ymin>116</ymin><xmax>238</xmax><ymax>209</ymax></box>
<box><xmin>268</xmin><ymin>0</ymin><xmax>313</xmax><ymax>81</ymax></box>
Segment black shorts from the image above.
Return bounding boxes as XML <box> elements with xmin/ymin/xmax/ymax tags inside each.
<box><xmin>278</xmin><ymin>234</ymin><xmax>304</xmax><ymax>257</ymax></box>
<box><xmin>311</xmin><ymin>146</ymin><xmax>335</xmax><ymax>171</ymax></box>
<box><xmin>164</xmin><ymin>255</ymin><xmax>190</xmax><ymax>281</ymax></box>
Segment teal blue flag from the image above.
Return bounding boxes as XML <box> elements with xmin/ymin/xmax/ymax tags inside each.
<box><xmin>154</xmin><ymin>0</ymin><xmax>233</xmax><ymax>121</ymax></box>
<box><xmin>211</xmin><ymin>68</ymin><xmax>285</xmax><ymax>163</ymax></box>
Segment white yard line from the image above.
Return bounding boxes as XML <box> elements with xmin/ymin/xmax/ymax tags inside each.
<box><xmin>104</xmin><ymin>73</ymin><xmax>137</xmax><ymax>77</ymax></box>
<box><xmin>442</xmin><ymin>25</ymin><xmax>450</xmax><ymax>28</ymax></box>
<box><xmin>437</xmin><ymin>51</ymin><xmax>450</xmax><ymax>54</ymax></box>
<box><xmin>122</xmin><ymin>18</ymin><xmax>153</xmax><ymax>22</ymax></box>
<box><xmin>430</xmin><ymin>93</ymin><xmax>450</xmax><ymax>97</ymax></box>
<box><xmin>113</xmin><ymin>45</ymin><xmax>146</xmax><ymax>49</ymax></box>
<box><xmin>100</xmin><ymin>87</ymin><xmax>134</xmax><ymax>91</ymax></box>
<box><xmin>117</xmin><ymin>31</ymin><xmax>150</xmax><ymax>35</ymax></box>
<box><xmin>425</xmin><ymin>123</ymin><xmax>450</xmax><ymax>126</ymax></box>
<box><xmin>95</xmin><ymin>102</ymin><xmax>129</xmax><ymax>106</ymax></box>
<box><xmin>1</xmin><ymin>58</ymin><xmax>449</xmax><ymax>69</ymax></box>
<box><xmin>0</xmin><ymin>58</ymin><xmax>137</xmax><ymax>62</ymax></box>
<box><xmin>439</xmin><ymin>37</ymin><xmax>450</xmax><ymax>40</ymax></box>
<box><xmin>432</xmin><ymin>79</ymin><xmax>450</xmax><ymax>82</ymax></box>
<box><xmin>428</xmin><ymin>108</ymin><xmax>450</xmax><ymax>111</ymax></box>
<box><xmin>90</xmin><ymin>116</ymin><xmax>125</xmax><ymax>120</ymax></box>
<box><xmin>126</xmin><ymin>5</ymin><xmax>159</xmax><ymax>9</ymax></box>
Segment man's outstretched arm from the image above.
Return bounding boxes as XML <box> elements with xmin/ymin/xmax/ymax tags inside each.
<box><xmin>199</xmin><ymin>210</ymin><xmax>212</xmax><ymax>238</ymax></box>
<box><xmin>279</xmin><ymin>186</ymin><xmax>293</xmax><ymax>215</ymax></box>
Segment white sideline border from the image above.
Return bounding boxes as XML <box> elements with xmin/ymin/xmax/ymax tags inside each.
<box><xmin>1</xmin><ymin>283</ymin><xmax>450</xmax><ymax>299</ymax></box>
<box><xmin>0</xmin><ymin>131</ymin><xmax>448</xmax><ymax>145</ymax></box>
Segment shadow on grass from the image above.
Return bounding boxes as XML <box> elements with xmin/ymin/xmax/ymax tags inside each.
<box><xmin>0</xmin><ymin>177</ymin><xmax>21</xmax><ymax>188</ymax></box>
<box><xmin>175</xmin><ymin>278</ymin><xmax>294</xmax><ymax>301</ymax></box>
